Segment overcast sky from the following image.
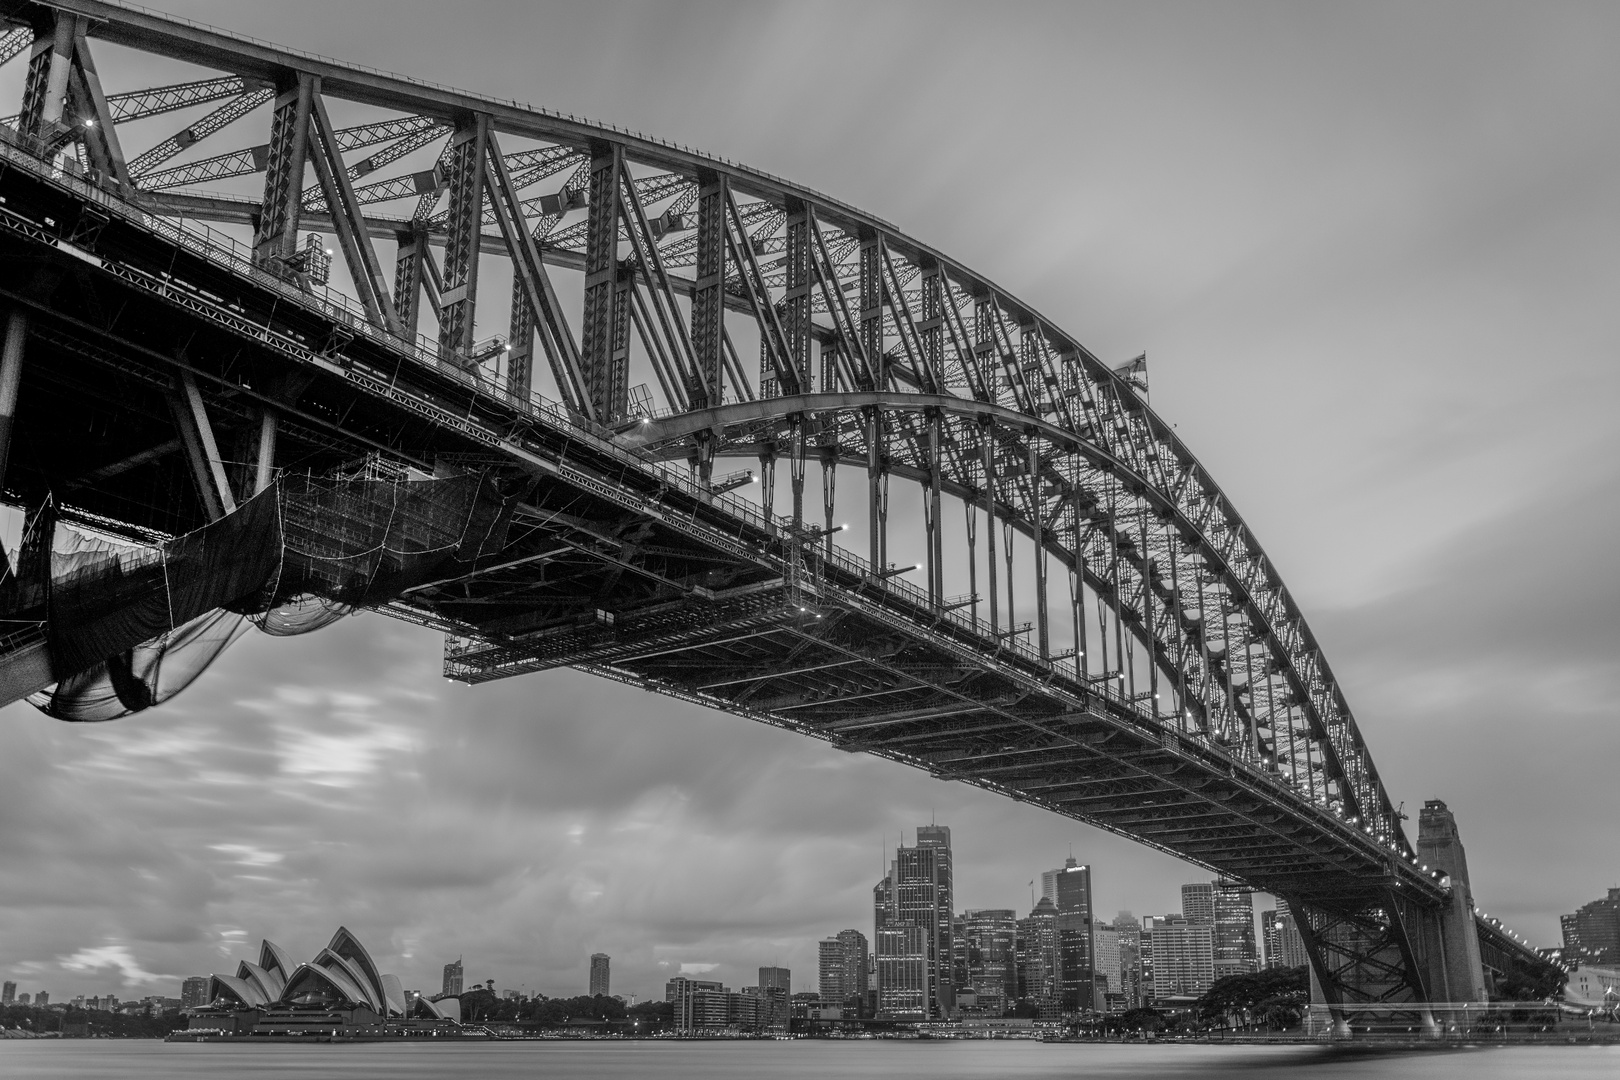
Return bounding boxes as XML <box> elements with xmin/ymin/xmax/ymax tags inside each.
<box><xmin>1</xmin><ymin>0</ymin><xmax>1616</xmax><ymax>1002</ymax></box>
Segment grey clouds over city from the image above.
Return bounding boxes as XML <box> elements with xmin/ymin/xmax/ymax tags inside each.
<box><xmin>0</xmin><ymin>0</ymin><xmax>1615</xmax><ymax>1003</ymax></box>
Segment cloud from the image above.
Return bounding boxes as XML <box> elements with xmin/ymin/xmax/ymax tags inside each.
<box><xmin>57</xmin><ymin>945</ymin><xmax>170</xmax><ymax>988</ymax></box>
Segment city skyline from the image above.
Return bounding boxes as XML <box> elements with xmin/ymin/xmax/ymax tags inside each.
<box><xmin>0</xmin><ymin>0</ymin><xmax>1613</xmax><ymax>1004</ymax></box>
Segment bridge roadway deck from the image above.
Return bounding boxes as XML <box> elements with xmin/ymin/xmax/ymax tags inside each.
<box><xmin>0</xmin><ymin>113</ymin><xmax>1449</xmax><ymax>916</ymax></box>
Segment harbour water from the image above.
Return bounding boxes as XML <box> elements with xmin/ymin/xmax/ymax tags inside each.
<box><xmin>1</xmin><ymin>1039</ymin><xmax>1617</xmax><ymax>1079</ymax></box>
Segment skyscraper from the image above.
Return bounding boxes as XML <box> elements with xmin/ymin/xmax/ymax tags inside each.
<box><xmin>758</xmin><ymin>966</ymin><xmax>790</xmax><ymax>994</ymax></box>
<box><xmin>1150</xmin><ymin>914</ymin><xmax>1215</xmax><ymax>998</ymax></box>
<box><xmin>1271</xmin><ymin>899</ymin><xmax>1309</xmax><ymax>969</ymax></box>
<box><xmin>819</xmin><ymin>929</ymin><xmax>869</xmax><ymax>1011</ymax></box>
<box><xmin>1212</xmin><ymin>877</ymin><xmax>1258</xmax><ymax>979</ymax></box>
<box><xmin>1017</xmin><ymin>896</ymin><xmax>1060</xmax><ymax>1011</ymax></box>
<box><xmin>960</xmin><ymin>908</ymin><xmax>1018</xmax><ymax>1014</ymax></box>
<box><xmin>1262</xmin><ymin>909</ymin><xmax>1281</xmax><ymax>968</ymax></box>
<box><xmin>1042</xmin><ymin>859</ymin><xmax>1096</xmax><ymax>1012</ymax></box>
<box><xmin>1181</xmin><ymin>882</ymin><xmax>1215</xmax><ymax>926</ymax></box>
<box><xmin>589</xmin><ymin>953</ymin><xmax>610</xmax><ymax>997</ymax></box>
<box><xmin>874</xmin><ymin>826</ymin><xmax>954</xmax><ymax>1018</ymax></box>
<box><xmin>442</xmin><ymin>957</ymin><xmax>464</xmax><ymax>997</ymax></box>
<box><xmin>1042</xmin><ymin>857</ymin><xmax>1093</xmax><ymax>915</ymax></box>
<box><xmin>1115</xmin><ymin>911</ymin><xmax>1143</xmax><ymax>1008</ymax></box>
<box><xmin>33</xmin><ymin>991</ymin><xmax>47</xmax><ymax>1007</ymax></box>
<box><xmin>1</xmin><ymin>981</ymin><xmax>13</xmax><ymax>1003</ymax></box>
<box><xmin>875</xmin><ymin>924</ymin><xmax>928</xmax><ymax>1019</ymax></box>
<box><xmin>1093</xmin><ymin>920</ymin><xmax>1122</xmax><ymax>1005</ymax></box>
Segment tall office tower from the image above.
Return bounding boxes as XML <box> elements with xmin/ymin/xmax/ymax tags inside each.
<box><xmin>1093</xmin><ymin>920</ymin><xmax>1122</xmax><ymax>1005</ymax></box>
<box><xmin>873</xmin><ymin>874</ymin><xmax>893</xmax><ymax>932</ymax></box>
<box><xmin>1114</xmin><ymin>912</ymin><xmax>1143</xmax><ymax>1008</ymax></box>
<box><xmin>1017</xmin><ymin>897</ymin><xmax>1060</xmax><ymax>1010</ymax></box>
<box><xmin>1181</xmin><ymin>882</ymin><xmax>1215</xmax><ymax>926</ymax></box>
<box><xmin>1140</xmin><ymin>916</ymin><xmax>1157</xmax><ymax>1004</ymax></box>
<box><xmin>1271</xmin><ymin>899</ymin><xmax>1309</xmax><ymax>969</ymax></box>
<box><xmin>876</xmin><ymin>826</ymin><xmax>954</xmax><ymax>1018</ymax></box>
<box><xmin>950</xmin><ymin>914</ymin><xmax>968</xmax><ymax>999</ymax></box>
<box><xmin>819</xmin><ymin>929</ymin><xmax>869</xmax><ymax>1010</ymax></box>
<box><xmin>1</xmin><ymin>981</ymin><xmax>13</xmax><ymax>1003</ymax></box>
<box><xmin>442</xmin><ymin>957</ymin><xmax>464</xmax><ymax>997</ymax></box>
<box><xmin>1261</xmin><ymin>909</ymin><xmax>1281</xmax><ymax>968</ymax></box>
<box><xmin>1562</xmin><ymin>888</ymin><xmax>1620</xmax><ymax>965</ymax></box>
<box><xmin>875</xmin><ymin>924</ymin><xmax>928</xmax><ymax>1019</ymax></box>
<box><xmin>961</xmin><ymin>908</ymin><xmax>1018</xmax><ymax>1014</ymax></box>
<box><xmin>33</xmin><ymin>991</ymin><xmax>47</xmax><ymax>1006</ymax></box>
<box><xmin>1040</xmin><ymin>859</ymin><xmax>1096</xmax><ymax>1011</ymax></box>
<box><xmin>1042</xmin><ymin>858</ymin><xmax>1093</xmax><ymax>915</ymax></box>
<box><xmin>758</xmin><ymin>966</ymin><xmax>790</xmax><ymax>994</ymax></box>
<box><xmin>1212</xmin><ymin>877</ymin><xmax>1258</xmax><ymax>979</ymax></box>
<box><xmin>589</xmin><ymin>953</ymin><xmax>611</xmax><ymax>997</ymax></box>
<box><xmin>180</xmin><ymin>976</ymin><xmax>209</xmax><ymax>1009</ymax></box>
<box><xmin>1151</xmin><ymin>915</ymin><xmax>1216</xmax><ymax>998</ymax></box>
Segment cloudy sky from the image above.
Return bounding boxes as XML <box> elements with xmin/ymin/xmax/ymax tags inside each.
<box><xmin>1</xmin><ymin>0</ymin><xmax>1617</xmax><ymax>1002</ymax></box>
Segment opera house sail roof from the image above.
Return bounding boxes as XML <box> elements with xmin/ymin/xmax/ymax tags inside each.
<box><xmin>204</xmin><ymin>926</ymin><xmax>454</xmax><ymax>1021</ymax></box>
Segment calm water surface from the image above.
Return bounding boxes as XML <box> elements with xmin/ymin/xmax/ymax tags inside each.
<box><xmin>1</xmin><ymin>1039</ymin><xmax>1616</xmax><ymax>1079</ymax></box>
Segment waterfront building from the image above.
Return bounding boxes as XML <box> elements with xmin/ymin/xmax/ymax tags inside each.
<box><xmin>190</xmin><ymin>928</ymin><xmax>459</xmax><ymax>1036</ymax></box>
<box><xmin>667</xmin><ymin>976</ymin><xmax>779</xmax><ymax>1031</ymax></box>
<box><xmin>960</xmin><ymin>908</ymin><xmax>1018</xmax><ymax>1015</ymax></box>
<box><xmin>1562</xmin><ymin>888</ymin><xmax>1620</xmax><ymax>965</ymax></box>
<box><xmin>1150</xmin><ymin>914</ymin><xmax>1215</xmax><ymax>998</ymax></box>
<box><xmin>180</xmin><ymin>976</ymin><xmax>209</xmax><ymax>1009</ymax></box>
<box><xmin>1212</xmin><ymin>877</ymin><xmax>1258</xmax><ymax>979</ymax></box>
<box><xmin>666</xmin><ymin>976</ymin><xmax>724</xmax><ymax>1029</ymax></box>
<box><xmin>441</xmin><ymin>957</ymin><xmax>463</xmax><ymax>997</ymax></box>
<box><xmin>589</xmin><ymin>953</ymin><xmax>610</xmax><ymax>997</ymax></box>
<box><xmin>746</xmin><ymin>980</ymin><xmax>790</xmax><ymax>1029</ymax></box>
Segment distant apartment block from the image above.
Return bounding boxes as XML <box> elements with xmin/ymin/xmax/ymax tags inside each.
<box><xmin>589</xmin><ymin>953</ymin><xmax>610</xmax><ymax>997</ymax></box>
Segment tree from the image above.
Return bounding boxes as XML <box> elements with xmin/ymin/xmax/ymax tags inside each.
<box><xmin>1197</xmin><ymin>966</ymin><xmax>1308</xmax><ymax>1030</ymax></box>
<box><xmin>1119</xmin><ymin>1006</ymin><xmax>1166</xmax><ymax>1033</ymax></box>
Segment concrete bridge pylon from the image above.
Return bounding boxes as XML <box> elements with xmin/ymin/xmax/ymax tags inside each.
<box><xmin>1417</xmin><ymin>799</ymin><xmax>1489</xmax><ymax>1004</ymax></box>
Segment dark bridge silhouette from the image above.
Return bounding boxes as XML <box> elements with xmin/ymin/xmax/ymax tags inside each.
<box><xmin>0</xmin><ymin>0</ymin><xmax>1559</xmax><ymax>1028</ymax></box>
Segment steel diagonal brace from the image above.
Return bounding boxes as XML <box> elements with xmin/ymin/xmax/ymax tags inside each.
<box><xmin>306</xmin><ymin>90</ymin><xmax>404</xmax><ymax>336</ymax></box>
<box><xmin>483</xmin><ymin>131</ymin><xmax>587</xmax><ymax>415</ymax></box>
<box><xmin>723</xmin><ymin>187</ymin><xmax>799</xmax><ymax>395</ymax></box>
<box><xmin>618</xmin><ymin>156</ymin><xmax>703</xmax><ymax>408</ymax></box>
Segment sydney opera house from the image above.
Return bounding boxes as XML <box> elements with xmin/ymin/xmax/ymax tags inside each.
<box><xmin>185</xmin><ymin>927</ymin><xmax>465</xmax><ymax>1038</ymax></box>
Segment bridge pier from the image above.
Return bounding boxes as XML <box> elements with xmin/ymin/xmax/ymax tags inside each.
<box><xmin>1418</xmin><ymin>799</ymin><xmax>1489</xmax><ymax>1005</ymax></box>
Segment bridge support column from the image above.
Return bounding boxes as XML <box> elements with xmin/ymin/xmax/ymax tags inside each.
<box><xmin>1418</xmin><ymin>799</ymin><xmax>1488</xmax><ymax>1005</ymax></box>
<box><xmin>0</xmin><ymin>310</ymin><xmax>27</xmax><ymax>492</ymax></box>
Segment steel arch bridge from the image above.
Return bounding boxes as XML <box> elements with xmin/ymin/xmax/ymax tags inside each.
<box><xmin>0</xmin><ymin>0</ymin><xmax>1558</xmax><ymax>1021</ymax></box>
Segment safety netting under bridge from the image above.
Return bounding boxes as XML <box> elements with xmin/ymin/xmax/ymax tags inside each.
<box><xmin>0</xmin><ymin>469</ymin><xmax>521</xmax><ymax>722</ymax></box>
